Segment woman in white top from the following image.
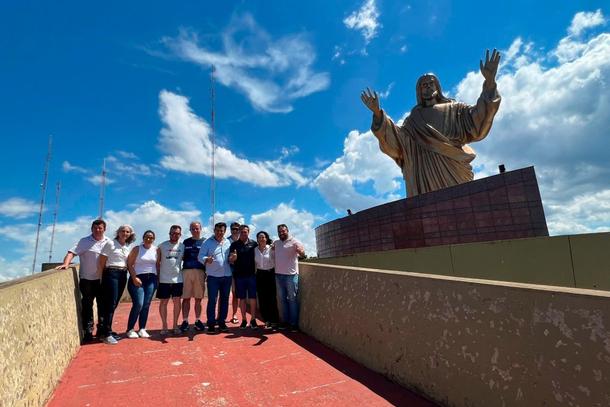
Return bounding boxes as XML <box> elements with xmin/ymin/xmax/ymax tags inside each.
<box><xmin>97</xmin><ymin>224</ymin><xmax>135</xmax><ymax>345</ymax></box>
<box><xmin>125</xmin><ymin>230</ymin><xmax>158</xmax><ymax>338</ymax></box>
<box><xmin>254</xmin><ymin>231</ymin><xmax>279</xmax><ymax>328</ymax></box>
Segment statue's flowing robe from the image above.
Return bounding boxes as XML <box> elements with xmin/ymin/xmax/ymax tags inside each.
<box><xmin>372</xmin><ymin>87</ymin><xmax>501</xmax><ymax>196</ymax></box>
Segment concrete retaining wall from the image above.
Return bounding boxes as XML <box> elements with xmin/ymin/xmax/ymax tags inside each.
<box><xmin>310</xmin><ymin>232</ymin><xmax>610</xmax><ymax>290</ymax></box>
<box><xmin>0</xmin><ymin>268</ymin><xmax>81</xmax><ymax>407</ymax></box>
<box><xmin>300</xmin><ymin>263</ymin><xmax>610</xmax><ymax>407</ymax></box>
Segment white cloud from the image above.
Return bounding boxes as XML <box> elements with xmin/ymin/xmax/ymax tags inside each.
<box><xmin>62</xmin><ymin>161</ymin><xmax>87</xmax><ymax>174</ymax></box>
<box><xmin>162</xmin><ymin>14</ymin><xmax>330</xmax><ymax>113</ymax></box>
<box><xmin>87</xmin><ymin>175</ymin><xmax>115</xmax><ymax>186</ymax></box>
<box><xmin>454</xmin><ymin>10</ymin><xmax>610</xmax><ymax>235</ymax></box>
<box><xmin>378</xmin><ymin>82</ymin><xmax>395</xmax><ymax>98</ymax></box>
<box><xmin>344</xmin><ymin>0</ymin><xmax>381</xmax><ymax>44</ymax></box>
<box><xmin>104</xmin><ymin>200</ymin><xmax>206</xmax><ymax>240</ymax></box>
<box><xmin>568</xmin><ymin>9</ymin><xmax>606</xmax><ymax>37</ymax></box>
<box><xmin>157</xmin><ymin>90</ymin><xmax>309</xmax><ymax>188</ymax></box>
<box><xmin>546</xmin><ymin>189</ymin><xmax>610</xmax><ymax>235</ymax></box>
<box><xmin>0</xmin><ymin>197</ymin><xmax>39</xmax><ymax>219</ymax></box>
<box><xmin>0</xmin><ymin>200</ymin><xmax>319</xmax><ymax>282</ymax></box>
<box><xmin>314</xmin><ymin>129</ymin><xmax>402</xmax><ymax>213</ymax></box>
<box><xmin>250</xmin><ymin>202</ymin><xmax>318</xmax><ymax>256</ymax></box>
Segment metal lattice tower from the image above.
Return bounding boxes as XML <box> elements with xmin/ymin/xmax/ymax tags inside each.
<box><xmin>210</xmin><ymin>66</ymin><xmax>216</xmax><ymax>229</ymax></box>
<box><xmin>48</xmin><ymin>181</ymin><xmax>61</xmax><ymax>262</ymax></box>
<box><xmin>98</xmin><ymin>159</ymin><xmax>106</xmax><ymax>219</ymax></box>
<box><xmin>32</xmin><ymin>135</ymin><xmax>52</xmax><ymax>273</ymax></box>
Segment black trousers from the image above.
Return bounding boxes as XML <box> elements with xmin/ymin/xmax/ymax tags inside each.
<box><xmin>79</xmin><ymin>278</ymin><xmax>103</xmax><ymax>334</ymax></box>
<box><xmin>99</xmin><ymin>269</ymin><xmax>128</xmax><ymax>336</ymax></box>
<box><xmin>256</xmin><ymin>269</ymin><xmax>279</xmax><ymax>323</ymax></box>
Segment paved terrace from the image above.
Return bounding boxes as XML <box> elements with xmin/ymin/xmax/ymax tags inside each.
<box><xmin>47</xmin><ymin>300</ymin><xmax>435</xmax><ymax>407</ymax></box>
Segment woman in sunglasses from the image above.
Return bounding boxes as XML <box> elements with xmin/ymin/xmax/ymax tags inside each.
<box><xmin>126</xmin><ymin>230</ymin><xmax>158</xmax><ymax>338</ymax></box>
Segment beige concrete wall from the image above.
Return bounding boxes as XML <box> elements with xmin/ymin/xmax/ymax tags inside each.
<box><xmin>309</xmin><ymin>233</ymin><xmax>610</xmax><ymax>290</ymax></box>
<box><xmin>300</xmin><ymin>263</ymin><xmax>610</xmax><ymax>407</ymax></box>
<box><xmin>0</xmin><ymin>268</ymin><xmax>81</xmax><ymax>407</ymax></box>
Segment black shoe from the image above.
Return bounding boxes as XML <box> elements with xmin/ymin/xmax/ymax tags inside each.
<box><xmin>179</xmin><ymin>320</ymin><xmax>189</xmax><ymax>333</ymax></box>
<box><xmin>278</xmin><ymin>324</ymin><xmax>287</xmax><ymax>331</ymax></box>
<box><xmin>289</xmin><ymin>325</ymin><xmax>299</xmax><ymax>333</ymax></box>
<box><xmin>111</xmin><ymin>331</ymin><xmax>121</xmax><ymax>341</ymax></box>
<box><xmin>194</xmin><ymin>320</ymin><xmax>205</xmax><ymax>331</ymax></box>
<box><xmin>250</xmin><ymin>320</ymin><xmax>259</xmax><ymax>330</ymax></box>
<box><xmin>83</xmin><ymin>332</ymin><xmax>94</xmax><ymax>342</ymax></box>
<box><xmin>218</xmin><ymin>323</ymin><xmax>229</xmax><ymax>332</ymax></box>
<box><xmin>240</xmin><ymin>320</ymin><xmax>247</xmax><ymax>330</ymax></box>
<box><xmin>207</xmin><ymin>324</ymin><xmax>217</xmax><ymax>334</ymax></box>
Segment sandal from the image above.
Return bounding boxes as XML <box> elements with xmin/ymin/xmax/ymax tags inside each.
<box><xmin>230</xmin><ymin>317</ymin><xmax>239</xmax><ymax>324</ymax></box>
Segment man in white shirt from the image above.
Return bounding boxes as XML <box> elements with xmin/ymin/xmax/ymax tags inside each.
<box><xmin>273</xmin><ymin>224</ymin><xmax>305</xmax><ymax>332</ymax></box>
<box><xmin>157</xmin><ymin>225</ymin><xmax>185</xmax><ymax>335</ymax></box>
<box><xmin>57</xmin><ymin>219</ymin><xmax>110</xmax><ymax>342</ymax></box>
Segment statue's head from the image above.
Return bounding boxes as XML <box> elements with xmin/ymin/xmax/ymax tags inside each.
<box><xmin>416</xmin><ymin>73</ymin><xmax>452</xmax><ymax>106</ymax></box>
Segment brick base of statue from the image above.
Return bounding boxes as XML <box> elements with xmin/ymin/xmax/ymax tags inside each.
<box><xmin>315</xmin><ymin>166</ymin><xmax>548</xmax><ymax>258</ymax></box>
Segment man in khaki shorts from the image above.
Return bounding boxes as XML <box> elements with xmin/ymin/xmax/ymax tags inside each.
<box><xmin>180</xmin><ymin>221</ymin><xmax>206</xmax><ymax>332</ymax></box>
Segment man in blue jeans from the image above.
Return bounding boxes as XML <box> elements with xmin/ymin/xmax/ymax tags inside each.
<box><xmin>273</xmin><ymin>224</ymin><xmax>305</xmax><ymax>332</ymax></box>
<box><xmin>198</xmin><ymin>222</ymin><xmax>232</xmax><ymax>333</ymax></box>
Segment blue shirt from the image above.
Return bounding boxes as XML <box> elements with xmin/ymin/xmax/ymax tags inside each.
<box><xmin>182</xmin><ymin>237</ymin><xmax>205</xmax><ymax>270</ymax></box>
<box><xmin>197</xmin><ymin>236</ymin><xmax>232</xmax><ymax>277</ymax></box>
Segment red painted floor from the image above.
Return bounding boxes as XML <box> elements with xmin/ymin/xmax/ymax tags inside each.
<box><xmin>48</xmin><ymin>300</ymin><xmax>436</xmax><ymax>407</ymax></box>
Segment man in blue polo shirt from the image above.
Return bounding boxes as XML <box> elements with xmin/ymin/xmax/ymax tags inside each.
<box><xmin>198</xmin><ymin>222</ymin><xmax>232</xmax><ymax>333</ymax></box>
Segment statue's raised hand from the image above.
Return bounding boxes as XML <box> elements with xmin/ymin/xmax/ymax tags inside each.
<box><xmin>480</xmin><ymin>49</ymin><xmax>500</xmax><ymax>84</ymax></box>
<box><xmin>361</xmin><ymin>87</ymin><xmax>381</xmax><ymax>117</ymax></box>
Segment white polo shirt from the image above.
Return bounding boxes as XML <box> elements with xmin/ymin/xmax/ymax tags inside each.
<box><xmin>69</xmin><ymin>235</ymin><xmax>110</xmax><ymax>280</ymax></box>
<box><xmin>273</xmin><ymin>237</ymin><xmax>303</xmax><ymax>275</ymax></box>
<box><xmin>100</xmin><ymin>238</ymin><xmax>131</xmax><ymax>268</ymax></box>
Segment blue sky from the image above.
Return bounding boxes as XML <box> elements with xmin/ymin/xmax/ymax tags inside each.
<box><xmin>1</xmin><ymin>1</ymin><xmax>609</xmax><ymax>281</ymax></box>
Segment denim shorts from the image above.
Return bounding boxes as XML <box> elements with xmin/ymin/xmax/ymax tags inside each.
<box><xmin>157</xmin><ymin>282</ymin><xmax>184</xmax><ymax>299</ymax></box>
<box><xmin>235</xmin><ymin>275</ymin><xmax>256</xmax><ymax>299</ymax></box>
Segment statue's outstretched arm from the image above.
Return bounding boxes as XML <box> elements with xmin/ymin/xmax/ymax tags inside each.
<box><xmin>361</xmin><ymin>87</ymin><xmax>381</xmax><ymax>121</ymax></box>
<box><xmin>480</xmin><ymin>48</ymin><xmax>501</xmax><ymax>92</ymax></box>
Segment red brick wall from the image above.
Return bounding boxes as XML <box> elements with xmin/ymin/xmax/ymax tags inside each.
<box><xmin>315</xmin><ymin>167</ymin><xmax>548</xmax><ymax>258</ymax></box>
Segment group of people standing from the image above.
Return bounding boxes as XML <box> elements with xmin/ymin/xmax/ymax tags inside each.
<box><xmin>57</xmin><ymin>219</ymin><xmax>305</xmax><ymax>345</ymax></box>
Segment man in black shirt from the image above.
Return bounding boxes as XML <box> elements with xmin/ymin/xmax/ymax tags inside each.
<box><xmin>229</xmin><ymin>225</ymin><xmax>259</xmax><ymax>329</ymax></box>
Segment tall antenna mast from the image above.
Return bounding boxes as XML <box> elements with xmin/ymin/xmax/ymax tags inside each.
<box><xmin>32</xmin><ymin>135</ymin><xmax>52</xmax><ymax>273</ymax></box>
<box><xmin>48</xmin><ymin>181</ymin><xmax>61</xmax><ymax>262</ymax></box>
<box><xmin>98</xmin><ymin>158</ymin><xmax>106</xmax><ymax>219</ymax></box>
<box><xmin>210</xmin><ymin>66</ymin><xmax>216</xmax><ymax>229</ymax></box>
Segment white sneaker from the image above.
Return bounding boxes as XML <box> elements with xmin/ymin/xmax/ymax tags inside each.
<box><xmin>126</xmin><ymin>329</ymin><xmax>139</xmax><ymax>339</ymax></box>
<box><xmin>104</xmin><ymin>335</ymin><xmax>118</xmax><ymax>345</ymax></box>
<box><xmin>138</xmin><ymin>329</ymin><xmax>150</xmax><ymax>338</ymax></box>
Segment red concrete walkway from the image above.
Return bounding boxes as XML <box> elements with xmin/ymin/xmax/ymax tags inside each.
<box><xmin>48</xmin><ymin>301</ymin><xmax>435</xmax><ymax>407</ymax></box>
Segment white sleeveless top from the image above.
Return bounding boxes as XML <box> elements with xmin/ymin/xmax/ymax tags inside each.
<box><xmin>134</xmin><ymin>244</ymin><xmax>157</xmax><ymax>275</ymax></box>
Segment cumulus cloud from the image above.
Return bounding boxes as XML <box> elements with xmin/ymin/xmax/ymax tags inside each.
<box><xmin>0</xmin><ymin>200</ymin><xmax>206</xmax><ymax>282</ymax></box>
<box><xmin>344</xmin><ymin>0</ymin><xmax>381</xmax><ymax>44</ymax></box>
<box><xmin>314</xmin><ymin>129</ymin><xmax>402</xmax><ymax>213</ymax></box>
<box><xmin>250</xmin><ymin>202</ymin><xmax>318</xmax><ymax>255</ymax></box>
<box><xmin>0</xmin><ymin>197</ymin><xmax>39</xmax><ymax>219</ymax></box>
<box><xmin>157</xmin><ymin>90</ymin><xmax>309</xmax><ymax>188</ymax></box>
<box><xmin>568</xmin><ymin>9</ymin><xmax>606</xmax><ymax>37</ymax></box>
<box><xmin>162</xmin><ymin>14</ymin><xmax>330</xmax><ymax>113</ymax></box>
<box><xmin>454</xmin><ymin>10</ymin><xmax>610</xmax><ymax>235</ymax></box>
<box><xmin>0</xmin><ymin>200</ymin><xmax>318</xmax><ymax>282</ymax></box>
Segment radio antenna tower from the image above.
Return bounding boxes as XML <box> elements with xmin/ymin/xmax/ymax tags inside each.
<box><xmin>48</xmin><ymin>181</ymin><xmax>61</xmax><ymax>262</ymax></box>
<box><xmin>98</xmin><ymin>159</ymin><xmax>106</xmax><ymax>219</ymax></box>
<box><xmin>210</xmin><ymin>66</ymin><xmax>216</xmax><ymax>229</ymax></box>
<box><xmin>32</xmin><ymin>135</ymin><xmax>52</xmax><ymax>274</ymax></box>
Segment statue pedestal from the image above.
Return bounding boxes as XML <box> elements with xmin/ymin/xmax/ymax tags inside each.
<box><xmin>315</xmin><ymin>166</ymin><xmax>548</xmax><ymax>258</ymax></box>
